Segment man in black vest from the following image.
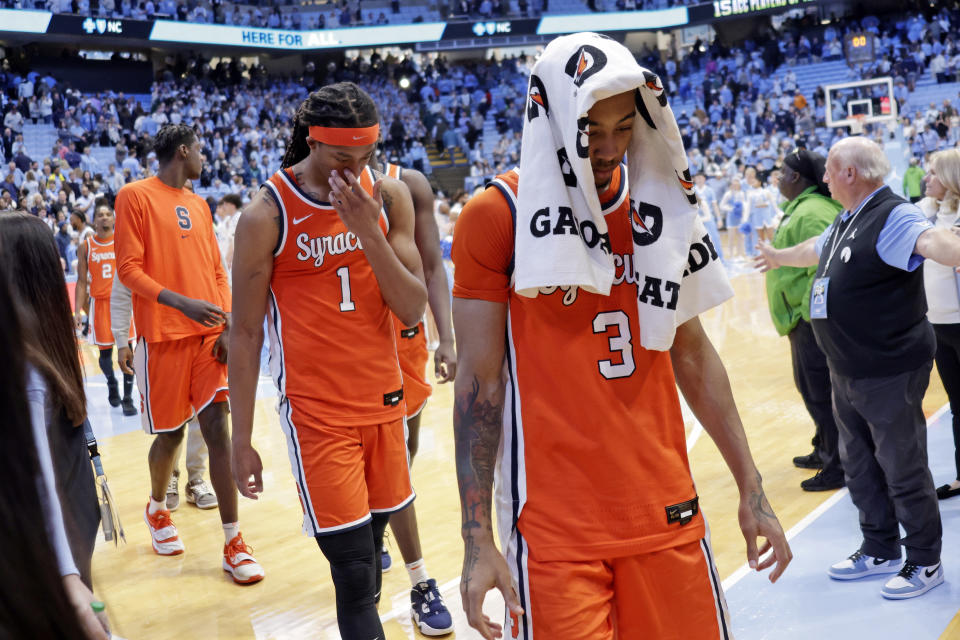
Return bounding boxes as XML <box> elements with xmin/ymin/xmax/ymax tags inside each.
<box><xmin>756</xmin><ymin>136</ymin><xmax>960</xmax><ymax>600</ymax></box>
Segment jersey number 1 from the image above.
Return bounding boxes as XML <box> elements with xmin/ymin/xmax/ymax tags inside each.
<box><xmin>336</xmin><ymin>266</ymin><xmax>356</xmax><ymax>312</ymax></box>
<box><xmin>592</xmin><ymin>310</ymin><xmax>635</xmax><ymax>379</ymax></box>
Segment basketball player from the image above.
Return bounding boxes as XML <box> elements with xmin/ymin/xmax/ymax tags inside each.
<box><xmin>452</xmin><ymin>50</ymin><xmax>791</xmax><ymax>640</ymax></box>
<box><xmin>74</xmin><ymin>201</ymin><xmax>136</xmax><ymax>416</ymax></box>
<box><xmin>112</xmin><ymin>275</ymin><xmax>216</xmax><ymax>511</ymax></box>
<box><xmin>229</xmin><ymin>83</ymin><xmax>426</xmax><ymax>639</ymax></box>
<box><xmin>114</xmin><ymin>124</ymin><xmax>263</xmax><ymax>585</ymax></box>
<box><xmin>376</xmin><ymin>157</ymin><xmax>456</xmax><ymax>636</ymax></box>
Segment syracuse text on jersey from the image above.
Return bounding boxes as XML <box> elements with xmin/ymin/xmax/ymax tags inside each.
<box><xmin>295</xmin><ymin>230</ymin><xmax>363</xmax><ymax>268</ymax></box>
<box><xmin>538</xmin><ymin>232</ymin><xmax>720</xmax><ymax>310</ymax></box>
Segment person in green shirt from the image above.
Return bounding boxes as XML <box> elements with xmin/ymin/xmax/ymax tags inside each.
<box><xmin>761</xmin><ymin>149</ymin><xmax>845</xmax><ymax>491</ymax></box>
<box><xmin>904</xmin><ymin>157</ymin><xmax>926</xmax><ymax>203</ymax></box>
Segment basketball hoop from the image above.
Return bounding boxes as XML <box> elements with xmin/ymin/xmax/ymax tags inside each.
<box><xmin>849</xmin><ymin>114</ymin><xmax>867</xmax><ymax>135</ymax></box>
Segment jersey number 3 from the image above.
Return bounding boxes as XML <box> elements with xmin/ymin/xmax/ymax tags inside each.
<box><xmin>592</xmin><ymin>311</ymin><xmax>635</xmax><ymax>379</ymax></box>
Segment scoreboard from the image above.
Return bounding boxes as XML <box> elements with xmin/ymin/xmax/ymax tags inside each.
<box><xmin>845</xmin><ymin>32</ymin><xmax>876</xmax><ymax>66</ymax></box>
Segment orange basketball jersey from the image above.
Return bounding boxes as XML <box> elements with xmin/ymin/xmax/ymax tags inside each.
<box><xmin>115</xmin><ymin>177</ymin><xmax>231</xmax><ymax>343</ymax></box>
<box><xmin>86</xmin><ymin>233</ymin><xmax>116</xmax><ymax>299</ymax></box>
<box><xmin>384</xmin><ymin>162</ymin><xmax>402</xmax><ymax>180</ymax></box>
<box><xmin>383</xmin><ymin>162</ymin><xmax>433</xmax><ymax>417</ymax></box>
<box><xmin>264</xmin><ymin>167</ymin><xmax>404</xmax><ymax>426</ymax></box>
<box><xmin>452</xmin><ymin>166</ymin><xmax>704</xmax><ymax>562</ymax></box>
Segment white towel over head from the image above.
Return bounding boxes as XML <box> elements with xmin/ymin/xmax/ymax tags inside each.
<box><xmin>514</xmin><ymin>32</ymin><xmax>733</xmax><ymax>350</ymax></box>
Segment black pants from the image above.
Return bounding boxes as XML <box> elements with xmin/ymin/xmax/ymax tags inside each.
<box><xmin>788</xmin><ymin>319</ymin><xmax>842</xmax><ymax>477</ymax></box>
<box><xmin>933</xmin><ymin>323</ymin><xmax>960</xmax><ymax>481</ymax></box>
<box><xmin>315</xmin><ymin>512</ymin><xmax>391</xmax><ymax>640</ymax></box>
<box><xmin>47</xmin><ymin>418</ymin><xmax>100</xmax><ymax>587</ymax></box>
<box><xmin>831</xmin><ymin>362</ymin><xmax>942</xmax><ymax>565</ymax></box>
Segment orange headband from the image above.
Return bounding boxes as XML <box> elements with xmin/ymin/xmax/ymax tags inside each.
<box><xmin>308</xmin><ymin>124</ymin><xmax>379</xmax><ymax>147</ymax></box>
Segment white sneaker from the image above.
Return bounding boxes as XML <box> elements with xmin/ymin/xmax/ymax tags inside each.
<box><xmin>223</xmin><ymin>533</ymin><xmax>264</xmax><ymax>585</ymax></box>
<box><xmin>185</xmin><ymin>479</ymin><xmax>218</xmax><ymax>510</ymax></box>
<box><xmin>881</xmin><ymin>562</ymin><xmax>944</xmax><ymax>599</ymax></box>
<box><xmin>828</xmin><ymin>550</ymin><xmax>902</xmax><ymax>580</ymax></box>
<box><xmin>165</xmin><ymin>470</ymin><xmax>180</xmax><ymax>511</ymax></box>
<box><xmin>144</xmin><ymin>504</ymin><xmax>185</xmax><ymax>556</ymax></box>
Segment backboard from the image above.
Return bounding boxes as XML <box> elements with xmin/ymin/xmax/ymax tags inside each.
<box><xmin>825</xmin><ymin>76</ymin><xmax>897</xmax><ymax>131</ymax></box>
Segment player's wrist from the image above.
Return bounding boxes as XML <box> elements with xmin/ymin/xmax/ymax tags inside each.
<box><xmin>461</xmin><ymin>525</ymin><xmax>496</xmax><ymax>544</ymax></box>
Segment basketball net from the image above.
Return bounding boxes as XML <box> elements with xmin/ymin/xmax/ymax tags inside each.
<box><xmin>849</xmin><ymin>114</ymin><xmax>867</xmax><ymax>135</ymax></box>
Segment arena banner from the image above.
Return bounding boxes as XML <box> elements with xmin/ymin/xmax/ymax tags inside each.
<box><xmin>47</xmin><ymin>14</ymin><xmax>153</xmax><ymax>39</ymax></box>
<box><xmin>0</xmin><ymin>8</ymin><xmax>51</xmax><ymax>33</ymax></box>
<box><xmin>537</xmin><ymin>7</ymin><xmax>689</xmax><ymax>34</ymax></box>
<box><xmin>148</xmin><ymin>20</ymin><xmax>447</xmax><ymax>50</ymax></box>
<box><xmin>687</xmin><ymin>0</ymin><xmax>819</xmax><ymax>21</ymax></box>
<box><xmin>441</xmin><ymin>18</ymin><xmax>541</xmax><ymax>39</ymax></box>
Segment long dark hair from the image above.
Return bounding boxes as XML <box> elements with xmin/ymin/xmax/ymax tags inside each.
<box><xmin>0</xmin><ymin>211</ymin><xmax>86</xmax><ymax>425</ymax></box>
<box><xmin>0</xmin><ymin>255</ymin><xmax>84</xmax><ymax>638</ymax></box>
<box><xmin>281</xmin><ymin>82</ymin><xmax>379</xmax><ymax>169</ymax></box>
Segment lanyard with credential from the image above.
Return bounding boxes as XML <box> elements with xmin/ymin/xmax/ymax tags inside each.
<box><xmin>822</xmin><ymin>210</ymin><xmax>862</xmax><ymax>274</ymax></box>
<box><xmin>822</xmin><ymin>191</ymin><xmax>878</xmax><ymax>274</ymax></box>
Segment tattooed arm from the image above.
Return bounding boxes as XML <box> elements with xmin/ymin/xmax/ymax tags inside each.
<box><xmin>453</xmin><ymin>297</ymin><xmax>524</xmax><ymax>640</ymax></box>
<box><xmin>228</xmin><ymin>187</ymin><xmax>280</xmax><ymax>499</ymax></box>
<box><xmin>670</xmin><ymin>317</ymin><xmax>793</xmax><ymax>583</ymax></box>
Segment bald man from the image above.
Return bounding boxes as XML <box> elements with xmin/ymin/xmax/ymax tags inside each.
<box><xmin>757</xmin><ymin>136</ymin><xmax>960</xmax><ymax>600</ymax></box>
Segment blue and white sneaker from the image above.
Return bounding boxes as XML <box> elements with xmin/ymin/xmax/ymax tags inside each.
<box><xmin>828</xmin><ymin>550</ymin><xmax>902</xmax><ymax>580</ymax></box>
<box><xmin>881</xmin><ymin>561</ymin><xmax>944</xmax><ymax>599</ymax></box>
<box><xmin>380</xmin><ymin>545</ymin><xmax>392</xmax><ymax>573</ymax></box>
<box><xmin>411</xmin><ymin>578</ymin><xmax>454</xmax><ymax>636</ymax></box>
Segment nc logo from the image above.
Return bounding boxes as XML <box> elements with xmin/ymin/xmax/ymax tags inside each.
<box><xmin>82</xmin><ymin>17</ymin><xmax>109</xmax><ymax>34</ymax></box>
<box><xmin>471</xmin><ymin>21</ymin><xmax>498</xmax><ymax>36</ymax></box>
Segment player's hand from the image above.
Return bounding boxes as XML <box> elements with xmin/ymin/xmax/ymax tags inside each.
<box><xmin>211</xmin><ymin>329</ymin><xmax>229</xmax><ymax>364</ymax></box>
<box><xmin>434</xmin><ymin>338</ymin><xmax>457</xmax><ymax>383</ymax></box>
<box><xmin>117</xmin><ymin>345</ymin><xmax>134</xmax><ymax>375</ymax></box>
<box><xmin>738</xmin><ymin>483</ymin><xmax>792</xmax><ymax>583</ymax></box>
<box><xmin>171</xmin><ymin>293</ymin><xmax>227</xmax><ymax>327</ymax></box>
<box><xmin>328</xmin><ymin>169</ymin><xmax>384</xmax><ymax>239</ymax></box>
<box><xmin>74</xmin><ymin>313</ymin><xmax>84</xmax><ymax>332</ymax></box>
<box><xmin>62</xmin><ymin>574</ymin><xmax>110</xmax><ymax>640</ymax></box>
<box><xmin>232</xmin><ymin>443</ymin><xmax>263</xmax><ymax>499</ymax></box>
<box><xmin>754</xmin><ymin>242</ymin><xmax>780</xmax><ymax>272</ymax></box>
<box><xmin>460</xmin><ymin>536</ymin><xmax>524</xmax><ymax>640</ymax></box>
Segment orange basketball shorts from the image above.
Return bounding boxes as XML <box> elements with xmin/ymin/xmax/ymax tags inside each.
<box><xmin>397</xmin><ymin>322</ymin><xmax>432</xmax><ymax>419</ymax></box>
<box><xmin>133</xmin><ymin>333</ymin><xmax>228</xmax><ymax>434</ymax></box>
<box><xmin>506</xmin><ymin>536</ymin><xmax>730</xmax><ymax>640</ymax></box>
<box><xmin>88</xmin><ymin>296</ymin><xmax>134</xmax><ymax>348</ymax></box>
<box><xmin>279</xmin><ymin>399</ymin><xmax>414</xmax><ymax>537</ymax></box>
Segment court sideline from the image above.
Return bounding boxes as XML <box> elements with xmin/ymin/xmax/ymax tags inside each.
<box><xmin>79</xmin><ymin>270</ymin><xmax>958</xmax><ymax>638</ymax></box>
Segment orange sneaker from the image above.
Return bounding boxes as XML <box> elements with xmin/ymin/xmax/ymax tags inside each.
<box><xmin>143</xmin><ymin>503</ymin><xmax>185</xmax><ymax>556</ymax></box>
<box><xmin>223</xmin><ymin>533</ymin><xmax>264</xmax><ymax>585</ymax></box>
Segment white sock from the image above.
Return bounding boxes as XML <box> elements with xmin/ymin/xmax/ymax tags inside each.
<box><xmin>406</xmin><ymin>558</ymin><xmax>429</xmax><ymax>586</ymax></box>
<box><xmin>223</xmin><ymin>522</ymin><xmax>240</xmax><ymax>543</ymax></box>
<box><xmin>148</xmin><ymin>496</ymin><xmax>166</xmax><ymax>515</ymax></box>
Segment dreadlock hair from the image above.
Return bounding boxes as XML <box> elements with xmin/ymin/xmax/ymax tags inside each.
<box><xmin>152</xmin><ymin>123</ymin><xmax>197</xmax><ymax>165</ymax></box>
<box><xmin>281</xmin><ymin>82</ymin><xmax>380</xmax><ymax>169</ymax></box>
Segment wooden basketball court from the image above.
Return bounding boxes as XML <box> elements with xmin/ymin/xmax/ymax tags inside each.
<box><xmin>80</xmin><ymin>268</ymin><xmax>957</xmax><ymax>639</ymax></box>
